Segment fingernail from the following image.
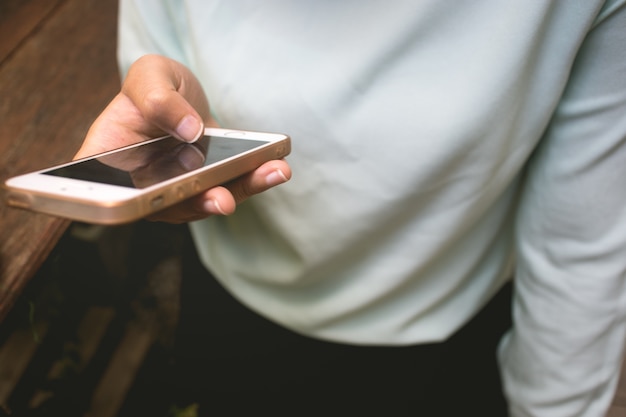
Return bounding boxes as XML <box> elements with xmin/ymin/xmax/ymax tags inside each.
<box><xmin>203</xmin><ymin>198</ymin><xmax>227</xmax><ymax>215</ymax></box>
<box><xmin>175</xmin><ymin>115</ymin><xmax>204</xmax><ymax>142</ymax></box>
<box><xmin>177</xmin><ymin>145</ymin><xmax>206</xmax><ymax>171</ymax></box>
<box><xmin>265</xmin><ymin>169</ymin><xmax>288</xmax><ymax>186</ymax></box>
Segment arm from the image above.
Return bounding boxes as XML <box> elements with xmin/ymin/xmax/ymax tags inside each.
<box><xmin>499</xmin><ymin>2</ymin><xmax>626</xmax><ymax>416</ymax></box>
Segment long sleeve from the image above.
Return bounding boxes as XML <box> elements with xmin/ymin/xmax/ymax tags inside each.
<box><xmin>499</xmin><ymin>2</ymin><xmax>626</xmax><ymax>416</ymax></box>
<box><xmin>117</xmin><ymin>0</ymin><xmax>190</xmax><ymax>77</ymax></box>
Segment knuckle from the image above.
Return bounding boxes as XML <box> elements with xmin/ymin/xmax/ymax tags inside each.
<box><xmin>141</xmin><ymin>88</ymin><xmax>172</xmax><ymax>114</ymax></box>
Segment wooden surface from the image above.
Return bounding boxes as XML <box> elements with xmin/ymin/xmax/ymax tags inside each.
<box><xmin>0</xmin><ymin>0</ymin><xmax>120</xmax><ymax>321</ymax></box>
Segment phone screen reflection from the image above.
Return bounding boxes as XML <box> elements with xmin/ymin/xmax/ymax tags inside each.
<box><xmin>44</xmin><ymin>136</ymin><xmax>267</xmax><ymax>189</ymax></box>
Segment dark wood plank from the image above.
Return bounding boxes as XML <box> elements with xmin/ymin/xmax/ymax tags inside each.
<box><xmin>28</xmin><ymin>306</ymin><xmax>116</xmax><ymax>409</ymax></box>
<box><xmin>0</xmin><ymin>321</ymin><xmax>50</xmax><ymax>405</ymax></box>
<box><xmin>0</xmin><ymin>0</ymin><xmax>120</xmax><ymax>322</ymax></box>
<box><xmin>87</xmin><ymin>314</ymin><xmax>158</xmax><ymax>417</ymax></box>
<box><xmin>0</xmin><ymin>0</ymin><xmax>64</xmax><ymax>64</ymax></box>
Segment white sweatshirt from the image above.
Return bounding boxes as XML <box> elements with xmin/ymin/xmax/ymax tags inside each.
<box><xmin>118</xmin><ymin>1</ymin><xmax>626</xmax><ymax>415</ymax></box>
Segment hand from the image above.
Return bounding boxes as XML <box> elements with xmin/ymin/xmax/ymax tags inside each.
<box><xmin>75</xmin><ymin>54</ymin><xmax>291</xmax><ymax>223</ymax></box>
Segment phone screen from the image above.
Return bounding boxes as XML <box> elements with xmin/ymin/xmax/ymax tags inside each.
<box><xmin>43</xmin><ymin>135</ymin><xmax>267</xmax><ymax>189</ymax></box>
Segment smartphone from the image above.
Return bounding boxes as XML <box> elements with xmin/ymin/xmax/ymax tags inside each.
<box><xmin>4</xmin><ymin>127</ymin><xmax>291</xmax><ymax>225</ymax></box>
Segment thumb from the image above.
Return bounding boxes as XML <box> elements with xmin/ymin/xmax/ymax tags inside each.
<box><xmin>123</xmin><ymin>55</ymin><xmax>212</xmax><ymax>142</ymax></box>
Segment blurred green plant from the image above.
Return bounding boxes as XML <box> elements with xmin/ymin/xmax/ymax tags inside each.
<box><xmin>170</xmin><ymin>403</ymin><xmax>199</xmax><ymax>417</ymax></box>
<box><xmin>28</xmin><ymin>301</ymin><xmax>40</xmax><ymax>344</ymax></box>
